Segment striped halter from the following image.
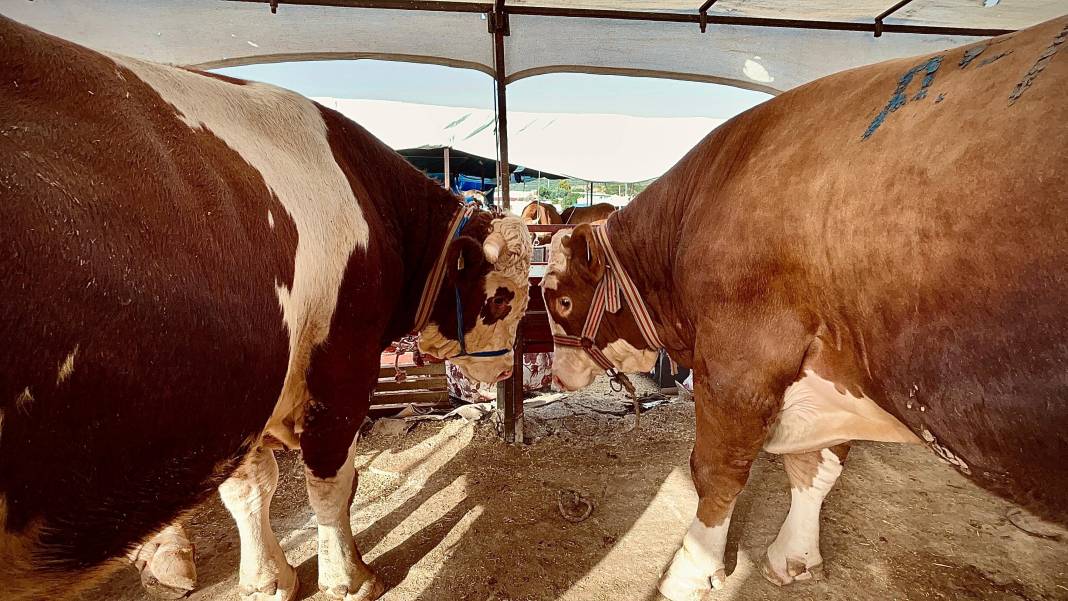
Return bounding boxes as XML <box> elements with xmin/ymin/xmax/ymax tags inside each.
<box><xmin>552</xmin><ymin>224</ymin><xmax>664</xmax><ymax>373</ymax></box>
<box><xmin>411</xmin><ymin>205</ymin><xmax>510</xmax><ymax>359</ymax></box>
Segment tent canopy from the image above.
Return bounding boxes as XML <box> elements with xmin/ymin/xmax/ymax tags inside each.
<box><xmin>325</xmin><ymin>98</ymin><xmax>723</xmax><ymax>182</ymax></box>
<box><xmin>3</xmin><ymin>1</ymin><xmax>1061</xmax><ymax>95</ymax></box>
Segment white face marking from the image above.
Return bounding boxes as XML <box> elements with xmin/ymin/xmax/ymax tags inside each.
<box><xmin>218</xmin><ymin>446</ymin><xmax>297</xmax><ymax>598</ymax></box>
<box><xmin>418</xmin><ymin>216</ymin><xmax>532</xmax><ymax>384</ymax></box>
<box><xmin>659</xmin><ymin>506</ymin><xmax>735</xmax><ymax>600</ymax></box>
<box><xmin>110</xmin><ymin>55</ymin><xmax>370</xmax><ymax>434</ymax></box>
<box><xmin>764</xmin><ymin>369</ymin><xmax>920</xmax><ymax>455</ymax></box>
<box><xmin>56</xmin><ymin>345</ymin><xmax>78</xmax><ymax>385</ymax></box>
<box><xmin>543</xmin><ymin>228</ymin><xmax>658</xmax><ymax>391</ymax></box>
<box><xmin>15</xmin><ymin>388</ymin><xmax>33</xmax><ymax>415</ymax></box>
<box><xmin>764</xmin><ymin>448</ymin><xmax>844</xmax><ymax>585</ymax></box>
<box><xmin>266</xmin><ymin>208</ymin><xmax>275</xmax><ymax>229</ymax></box>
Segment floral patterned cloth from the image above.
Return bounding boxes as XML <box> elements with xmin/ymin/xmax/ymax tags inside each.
<box><xmin>446</xmin><ymin>352</ymin><xmax>554</xmax><ymax>403</ymax></box>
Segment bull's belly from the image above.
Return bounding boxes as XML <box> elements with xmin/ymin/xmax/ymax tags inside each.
<box><xmin>763</xmin><ymin>370</ymin><xmax>920</xmax><ymax>455</ymax></box>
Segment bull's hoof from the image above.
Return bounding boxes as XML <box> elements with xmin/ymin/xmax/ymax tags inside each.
<box><xmin>318</xmin><ymin>572</ymin><xmax>386</xmax><ymax>601</ymax></box>
<box><xmin>238</xmin><ymin>564</ymin><xmax>300</xmax><ymax>601</ymax></box>
<box><xmin>760</xmin><ymin>552</ymin><xmax>823</xmax><ymax>587</ymax></box>
<box><xmin>133</xmin><ymin>531</ymin><xmax>197</xmax><ymax>599</ymax></box>
<box><xmin>657</xmin><ymin>567</ymin><xmax>725</xmax><ymax>601</ymax></box>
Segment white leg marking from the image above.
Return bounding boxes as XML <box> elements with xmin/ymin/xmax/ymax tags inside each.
<box><xmin>219</xmin><ymin>447</ymin><xmax>297</xmax><ymax>601</ymax></box>
<box><xmin>658</xmin><ymin>505</ymin><xmax>734</xmax><ymax>601</ymax></box>
<box><xmin>56</xmin><ymin>345</ymin><xmax>78</xmax><ymax>385</ymax></box>
<box><xmin>763</xmin><ymin>449</ymin><xmax>844</xmax><ymax>586</ymax></box>
<box><xmin>305</xmin><ymin>437</ymin><xmax>383</xmax><ymax>601</ymax></box>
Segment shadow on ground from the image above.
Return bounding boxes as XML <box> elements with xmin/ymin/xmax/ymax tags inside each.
<box><xmin>87</xmin><ymin>376</ymin><xmax>1068</xmax><ymax>601</ymax></box>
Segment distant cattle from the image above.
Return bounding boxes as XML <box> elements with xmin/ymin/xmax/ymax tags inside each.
<box><xmin>0</xmin><ymin>15</ymin><xmax>530</xmax><ymax>601</ymax></box>
<box><xmin>521</xmin><ymin>200</ymin><xmax>562</xmax><ymax>244</ymax></box>
<box><xmin>561</xmin><ymin>202</ymin><xmax>616</xmax><ymax>225</ymax></box>
<box><xmin>542</xmin><ymin>18</ymin><xmax>1067</xmax><ymax>601</ymax></box>
<box><xmin>520</xmin><ymin>200</ymin><xmax>563</xmax><ymax>225</ymax></box>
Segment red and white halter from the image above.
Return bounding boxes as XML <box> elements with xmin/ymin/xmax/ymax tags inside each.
<box><xmin>552</xmin><ymin>224</ymin><xmax>665</xmax><ymax>374</ymax></box>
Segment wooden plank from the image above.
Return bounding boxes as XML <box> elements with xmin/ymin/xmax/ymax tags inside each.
<box><xmin>370</xmin><ymin>390</ymin><xmax>448</xmax><ymax>406</ymax></box>
<box><xmin>375</xmin><ymin>378</ymin><xmax>447</xmax><ymax>392</ymax></box>
<box><xmin>378</xmin><ymin>364</ymin><xmax>445</xmax><ymax>378</ymax></box>
<box><xmin>368</xmin><ymin>401</ymin><xmax>454</xmax><ymax>414</ymax></box>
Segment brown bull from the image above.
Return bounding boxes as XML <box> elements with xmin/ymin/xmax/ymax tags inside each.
<box><xmin>520</xmin><ymin>200</ymin><xmax>563</xmax><ymax>225</ymax></box>
<box><xmin>542</xmin><ymin>18</ymin><xmax>1067</xmax><ymax>600</ymax></box>
<box><xmin>561</xmin><ymin>202</ymin><xmax>616</xmax><ymax>224</ymax></box>
<box><xmin>0</xmin><ymin>16</ymin><xmax>530</xmax><ymax>601</ymax></box>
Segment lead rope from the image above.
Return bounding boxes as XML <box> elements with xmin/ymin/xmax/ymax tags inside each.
<box><xmin>608</xmin><ymin>369</ymin><xmax>640</xmax><ymax>429</ymax></box>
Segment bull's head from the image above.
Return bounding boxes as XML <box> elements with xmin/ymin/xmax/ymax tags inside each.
<box><xmin>419</xmin><ymin>213</ymin><xmax>532</xmax><ymax>383</ymax></box>
<box><xmin>541</xmin><ymin>225</ymin><xmax>658</xmax><ymax>390</ymax></box>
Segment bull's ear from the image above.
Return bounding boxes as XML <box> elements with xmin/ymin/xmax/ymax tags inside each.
<box><xmin>446</xmin><ymin>236</ymin><xmax>487</xmax><ymax>285</ymax></box>
<box><xmin>563</xmin><ymin>224</ymin><xmax>605</xmax><ymax>282</ymax></box>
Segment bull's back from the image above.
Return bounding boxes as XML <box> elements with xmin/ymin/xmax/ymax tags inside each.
<box><xmin>677</xmin><ymin>17</ymin><xmax>1068</xmax><ymax>520</ymax></box>
<box><xmin>0</xmin><ymin>15</ymin><xmax>297</xmax><ymax>592</ymax></box>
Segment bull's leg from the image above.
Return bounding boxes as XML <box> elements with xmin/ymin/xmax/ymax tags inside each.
<box><xmin>129</xmin><ymin>522</ymin><xmax>197</xmax><ymax>599</ymax></box>
<box><xmin>301</xmin><ymin>399</ymin><xmax>383</xmax><ymax>601</ymax></box>
<box><xmin>219</xmin><ymin>446</ymin><xmax>298</xmax><ymax>601</ymax></box>
<box><xmin>762</xmin><ymin>444</ymin><xmax>849</xmax><ymax>586</ymax></box>
<box><xmin>657</xmin><ymin>373</ymin><xmax>779</xmax><ymax>601</ymax></box>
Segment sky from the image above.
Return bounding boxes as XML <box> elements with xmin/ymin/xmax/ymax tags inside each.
<box><xmin>214</xmin><ymin>59</ymin><xmax>770</xmax><ymax>119</ymax></box>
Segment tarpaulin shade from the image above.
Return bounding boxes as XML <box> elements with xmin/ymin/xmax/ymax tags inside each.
<box><xmin>3</xmin><ymin>1</ymin><xmax>1061</xmax><ymax>94</ymax></box>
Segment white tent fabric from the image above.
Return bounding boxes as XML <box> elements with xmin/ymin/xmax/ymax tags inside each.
<box><xmin>315</xmin><ymin>98</ymin><xmax>722</xmax><ymax>182</ymax></box>
<box><xmin>2</xmin><ymin>1</ymin><xmax>1062</xmax><ymax>94</ymax></box>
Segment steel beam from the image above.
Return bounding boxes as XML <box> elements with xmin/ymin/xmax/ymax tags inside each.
<box><xmin>233</xmin><ymin>0</ymin><xmax>1015</xmax><ymax>38</ymax></box>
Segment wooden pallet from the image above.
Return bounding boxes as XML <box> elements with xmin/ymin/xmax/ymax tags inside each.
<box><xmin>371</xmin><ymin>363</ymin><xmax>450</xmax><ymax>411</ymax></box>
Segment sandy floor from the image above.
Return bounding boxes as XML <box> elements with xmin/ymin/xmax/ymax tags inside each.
<box><xmin>89</xmin><ymin>376</ymin><xmax>1068</xmax><ymax>601</ymax></box>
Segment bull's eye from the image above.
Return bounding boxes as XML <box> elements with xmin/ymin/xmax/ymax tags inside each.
<box><xmin>556</xmin><ymin>296</ymin><xmax>573</xmax><ymax>317</ymax></box>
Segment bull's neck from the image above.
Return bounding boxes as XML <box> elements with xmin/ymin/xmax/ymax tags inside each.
<box><xmin>382</xmin><ymin>175</ymin><xmax>463</xmax><ymax>343</ymax></box>
<box><xmin>315</xmin><ymin>105</ymin><xmax>462</xmax><ymax>347</ymax></box>
<box><xmin>606</xmin><ymin>184</ymin><xmax>694</xmax><ymax>360</ymax></box>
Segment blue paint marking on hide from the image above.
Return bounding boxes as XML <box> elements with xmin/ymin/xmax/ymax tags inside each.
<box><xmin>978</xmin><ymin>50</ymin><xmax>1013</xmax><ymax>67</ymax></box>
<box><xmin>959</xmin><ymin>45</ymin><xmax>986</xmax><ymax>69</ymax></box>
<box><xmin>935</xmin><ymin>93</ymin><xmax>946</xmax><ymax>103</ymax></box>
<box><xmin>863</xmin><ymin>56</ymin><xmax>944</xmax><ymax>139</ymax></box>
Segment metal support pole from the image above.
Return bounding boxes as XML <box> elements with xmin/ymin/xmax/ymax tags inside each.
<box><xmin>490</xmin><ymin>0</ymin><xmax>523</xmax><ymax>444</ymax></box>
<box><xmin>875</xmin><ymin>0</ymin><xmax>915</xmax><ymax>37</ymax></box>
<box><xmin>491</xmin><ymin>1</ymin><xmax>510</xmax><ymax>212</ymax></box>
<box><xmin>442</xmin><ymin>146</ymin><xmax>451</xmax><ymax>191</ymax></box>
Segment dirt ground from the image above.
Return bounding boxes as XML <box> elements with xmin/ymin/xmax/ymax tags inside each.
<box><xmin>88</xmin><ymin>375</ymin><xmax>1068</xmax><ymax>601</ymax></box>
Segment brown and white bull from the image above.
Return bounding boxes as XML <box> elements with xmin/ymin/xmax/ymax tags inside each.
<box><xmin>542</xmin><ymin>18</ymin><xmax>1067</xmax><ymax>600</ymax></box>
<box><xmin>0</xmin><ymin>16</ymin><xmax>530</xmax><ymax>601</ymax></box>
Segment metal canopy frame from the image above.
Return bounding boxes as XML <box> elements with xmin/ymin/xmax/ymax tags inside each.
<box><xmin>229</xmin><ymin>0</ymin><xmax>1018</xmax><ymax>444</ymax></box>
<box><xmin>240</xmin><ymin>0</ymin><xmax>1015</xmax><ymax>37</ymax></box>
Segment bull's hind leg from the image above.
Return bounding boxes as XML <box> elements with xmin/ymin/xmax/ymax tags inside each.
<box><xmin>762</xmin><ymin>444</ymin><xmax>849</xmax><ymax>586</ymax></box>
<box><xmin>219</xmin><ymin>446</ymin><xmax>298</xmax><ymax>601</ymax></box>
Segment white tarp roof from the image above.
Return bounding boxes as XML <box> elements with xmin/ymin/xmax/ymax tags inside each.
<box><xmin>315</xmin><ymin>97</ymin><xmax>723</xmax><ymax>182</ymax></box>
<box><xmin>3</xmin><ymin>1</ymin><xmax>1063</xmax><ymax>94</ymax></box>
